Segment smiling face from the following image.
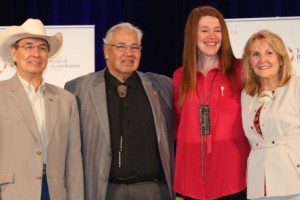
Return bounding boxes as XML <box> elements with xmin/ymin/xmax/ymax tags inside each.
<box><xmin>196</xmin><ymin>15</ymin><xmax>222</xmax><ymax>58</ymax></box>
<box><xmin>11</xmin><ymin>37</ymin><xmax>49</xmax><ymax>81</ymax></box>
<box><xmin>249</xmin><ymin>38</ymin><xmax>281</xmax><ymax>83</ymax></box>
<box><xmin>104</xmin><ymin>28</ymin><xmax>141</xmax><ymax>82</ymax></box>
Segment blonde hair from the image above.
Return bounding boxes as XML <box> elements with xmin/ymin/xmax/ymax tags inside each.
<box><xmin>242</xmin><ymin>29</ymin><xmax>292</xmax><ymax>96</ymax></box>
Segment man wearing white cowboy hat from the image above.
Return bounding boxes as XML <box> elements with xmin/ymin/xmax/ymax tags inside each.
<box><xmin>0</xmin><ymin>18</ymin><xmax>84</xmax><ymax>200</ymax></box>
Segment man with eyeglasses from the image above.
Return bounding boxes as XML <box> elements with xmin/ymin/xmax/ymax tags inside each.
<box><xmin>65</xmin><ymin>22</ymin><xmax>175</xmax><ymax>200</ymax></box>
<box><xmin>0</xmin><ymin>19</ymin><xmax>84</xmax><ymax>200</ymax></box>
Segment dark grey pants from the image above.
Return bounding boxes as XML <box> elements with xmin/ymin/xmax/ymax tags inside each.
<box><xmin>106</xmin><ymin>181</ymin><xmax>171</xmax><ymax>200</ymax></box>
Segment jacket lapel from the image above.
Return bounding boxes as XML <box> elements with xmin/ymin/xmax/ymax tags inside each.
<box><xmin>138</xmin><ymin>72</ymin><xmax>162</xmax><ymax>142</ymax></box>
<box><xmin>9</xmin><ymin>75</ymin><xmax>41</xmax><ymax>142</ymax></box>
<box><xmin>90</xmin><ymin>70</ymin><xmax>111</xmax><ymax>146</ymax></box>
<box><xmin>44</xmin><ymin>84</ymin><xmax>59</xmax><ymax>146</ymax></box>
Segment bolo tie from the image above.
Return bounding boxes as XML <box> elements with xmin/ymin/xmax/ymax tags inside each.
<box><xmin>116</xmin><ymin>84</ymin><xmax>128</xmax><ymax>168</ymax></box>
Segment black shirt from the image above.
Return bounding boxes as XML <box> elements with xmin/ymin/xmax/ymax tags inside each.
<box><xmin>105</xmin><ymin>70</ymin><xmax>164</xmax><ymax>180</ymax></box>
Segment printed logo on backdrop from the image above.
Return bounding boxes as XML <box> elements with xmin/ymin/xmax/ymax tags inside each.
<box><xmin>48</xmin><ymin>57</ymin><xmax>80</xmax><ymax>71</ymax></box>
<box><xmin>0</xmin><ymin>25</ymin><xmax>95</xmax><ymax>87</ymax></box>
<box><xmin>0</xmin><ymin>59</ymin><xmax>8</xmax><ymax>74</ymax></box>
<box><xmin>0</xmin><ymin>56</ymin><xmax>81</xmax><ymax>73</ymax></box>
<box><xmin>229</xmin><ymin>29</ymin><xmax>296</xmax><ymax>63</ymax></box>
<box><xmin>287</xmin><ymin>46</ymin><xmax>300</xmax><ymax>64</ymax></box>
<box><xmin>296</xmin><ymin>47</ymin><xmax>300</xmax><ymax>64</ymax></box>
<box><xmin>226</xmin><ymin>17</ymin><xmax>300</xmax><ymax>74</ymax></box>
<box><xmin>287</xmin><ymin>47</ymin><xmax>294</xmax><ymax>62</ymax></box>
<box><xmin>0</xmin><ymin>57</ymin><xmax>16</xmax><ymax>78</ymax></box>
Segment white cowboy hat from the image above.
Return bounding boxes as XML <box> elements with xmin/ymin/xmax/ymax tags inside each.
<box><xmin>0</xmin><ymin>18</ymin><xmax>63</xmax><ymax>65</ymax></box>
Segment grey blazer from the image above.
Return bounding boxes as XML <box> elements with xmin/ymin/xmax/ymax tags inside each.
<box><xmin>65</xmin><ymin>68</ymin><xmax>175</xmax><ymax>200</ymax></box>
<box><xmin>0</xmin><ymin>74</ymin><xmax>84</xmax><ymax>200</ymax></box>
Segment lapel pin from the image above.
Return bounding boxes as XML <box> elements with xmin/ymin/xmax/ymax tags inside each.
<box><xmin>220</xmin><ymin>86</ymin><xmax>225</xmax><ymax>96</ymax></box>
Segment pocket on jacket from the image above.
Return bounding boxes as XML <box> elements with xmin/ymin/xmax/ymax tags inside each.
<box><xmin>0</xmin><ymin>172</ymin><xmax>14</xmax><ymax>184</ymax></box>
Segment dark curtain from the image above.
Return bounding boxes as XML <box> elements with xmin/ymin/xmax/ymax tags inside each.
<box><xmin>1</xmin><ymin>0</ymin><xmax>300</xmax><ymax>77</ymax></box>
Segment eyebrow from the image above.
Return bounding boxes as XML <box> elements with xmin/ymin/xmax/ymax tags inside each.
<box><xmin>199</xmin><ymin>26</ymin><xmax>221</xmax><ymax>29</ymax></box>
<box><xmin>115</xmin><ymin>42</ymin><xmax>139</xmax><ymax>45</ymax></box>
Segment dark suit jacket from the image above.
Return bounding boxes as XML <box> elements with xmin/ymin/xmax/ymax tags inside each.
<box><xmin>65</xmin><ymin>68</ymin><xmax>175</xmax><ymax>200</ymax></box>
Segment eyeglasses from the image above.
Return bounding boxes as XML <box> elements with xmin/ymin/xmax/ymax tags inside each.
<box><xmin>106</xmin><ymin>43</ymin><xmax>142</xmax><ymax>53</ymax></box>
<box><xmin>12</xmin><ymin>44</ymin><xmax>49</xmax><ymax>52</ymax></box>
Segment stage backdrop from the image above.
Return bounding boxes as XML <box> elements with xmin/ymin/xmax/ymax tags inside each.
<box><xmin>0</xmin><ymin>25</ymin><xmax>95</xmax><ymax>88</ymax></box>
<box><xmin>226</xmin><ymin>16</ymin><xmax>300</xmax><ymax>74</ymax></box>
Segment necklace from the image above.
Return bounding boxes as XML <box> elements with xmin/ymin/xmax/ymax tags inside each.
<box><xmin>257</xmin><ymin>90</ymin><xmax>275</xmax><ymax>104</ymax></box>
<box><xmin>196</xmin><ymin>70</ymin><xmax>218</xmax><ymax>184</ymax></box>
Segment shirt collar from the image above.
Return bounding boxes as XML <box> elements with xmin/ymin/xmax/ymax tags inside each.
<box><xmin>105</xmin><ymin>69</ymin><xmax>139</xmax><ymax>88</ymax></box>
<box><xmin>17</xmin><ymin>73</ymin><xmax>45</xmax><ymax>94</ymax></box>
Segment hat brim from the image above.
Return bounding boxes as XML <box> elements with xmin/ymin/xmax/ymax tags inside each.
<box><xmin>0</xmin><ymin>26</ymin><xmax>63</xmax><ymax>66</ymax></box>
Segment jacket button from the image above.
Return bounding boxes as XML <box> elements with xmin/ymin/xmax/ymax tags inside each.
<box><xmin>36</xmin><ymin>176</ymin><xmax>42</xmax><ymax>180</ymax></box>
<box><xmin>37</xmin><ymin>151</ymin><xmax>42</xmax><ymax>155</ymax></box>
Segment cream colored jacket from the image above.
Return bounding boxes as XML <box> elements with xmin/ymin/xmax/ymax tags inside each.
<box><xmin>241</xmin><ymin>75</ymin><xmax>300</xmax><ymax>199</ymax></box>
<box><xmin>0</xmin><ymin>74</ymin><xmax>84</xmax><ymax>200</ymax></box>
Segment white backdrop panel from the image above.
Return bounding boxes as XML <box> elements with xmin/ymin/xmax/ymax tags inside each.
<box><xmin>0</xmin><ymin>25</ymin><xmax>95</xmax><ymax>87</ymax></box>
<box><xmin>226</xmin><ymin>17</ymin><xmax>300</xmax><ymax>74</ymax></box>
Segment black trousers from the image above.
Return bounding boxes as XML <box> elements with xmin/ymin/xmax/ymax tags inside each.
<box><xmin>106</xmin><ymin>181</ymin><xmax>171</xmax><ymax>200</ymax></box>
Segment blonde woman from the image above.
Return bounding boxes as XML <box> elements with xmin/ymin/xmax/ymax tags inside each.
<box><xmin>242</xmin><ymin>29</ymin><xmax>300</xmax><ymax>200</ymax></box>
